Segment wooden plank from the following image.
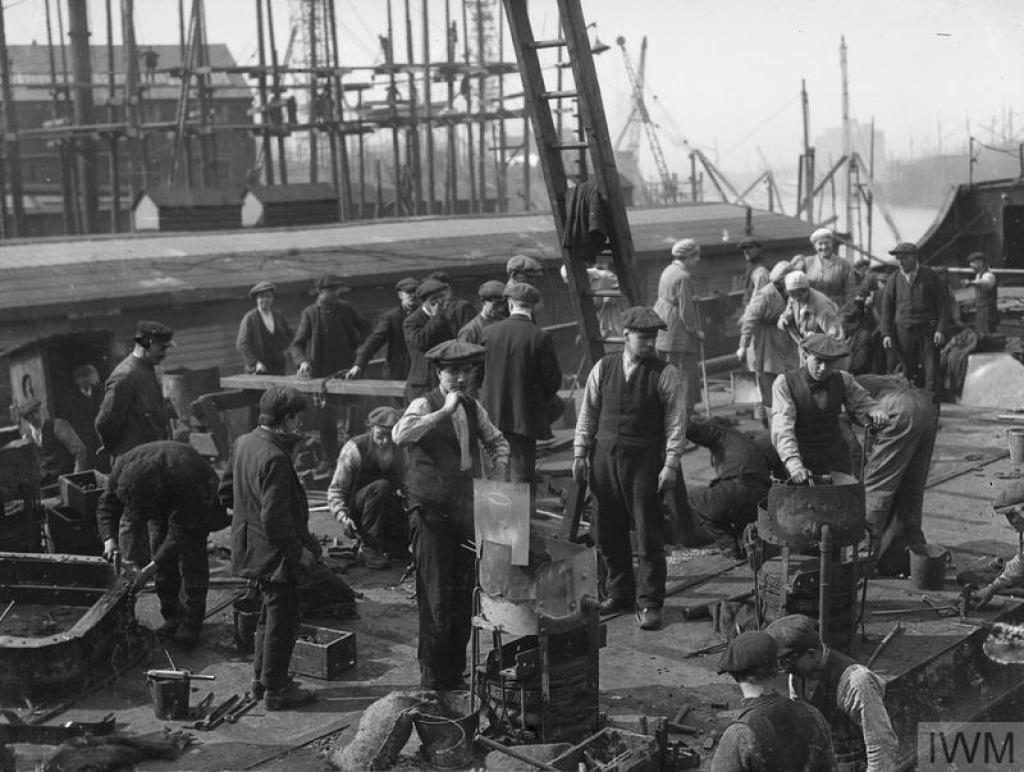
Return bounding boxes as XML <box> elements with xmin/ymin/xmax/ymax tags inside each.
<box><xmin>220</xmin><ymin>374</ymin><xmax>405</xmax><ymax>399</ymax></box>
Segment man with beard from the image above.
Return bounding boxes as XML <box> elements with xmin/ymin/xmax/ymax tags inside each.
<box><xmin>345</xmin><ymin>277</ymin><xmax>420</xmax><ymax>381</ymax></box>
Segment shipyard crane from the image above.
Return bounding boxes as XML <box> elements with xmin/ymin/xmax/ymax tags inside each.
<box><xmin>615</xmin><ymin>35</ymin><xmax>677</xmax><ymax>203</ymax></box>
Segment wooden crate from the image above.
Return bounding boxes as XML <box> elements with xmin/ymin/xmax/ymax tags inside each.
<box><xmin>58</xmin><ymin>471</ymin><xmax>106</xmax><ymax>520</ymax></box>
<box><xmin>289</xmin><ymin>625</ymin><xmax>356</xmax><ymax>680</ymax></box>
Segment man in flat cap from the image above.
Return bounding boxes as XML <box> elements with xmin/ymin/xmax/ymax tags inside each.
<box><xmin>765</xmin><ymin>614</ymin><xmax>898</xmax><ymax>771</ymax></box>
<box><xmin>738</xmin><ymin>261</ymin><xmax>801</xmax><ymax>423</ymax></box>
<box><xmin>290</xmin><ymin>274</ymin><xmax>370</xmax><ymax>468</ymax></box>
<box><xmin>402</xmin><ymin>278</ymin><xmax>462</xmax><ymax>402</ymax></box>
<box><xmin>574</xmin><ymin>306</ymin><xmax>685</xmax><ymax>631</ymax></box>
<box><xmin>712</xmin><ymin>630</ymin><xmax>835</xmax><ymax>772</ymax></box>
<box><xmin>771</xmin><ymin>333</ymin><xmax>888</xmax><ymax>483</ymax></box>
<box><xmin>654</xmin><ymin>238</ymin><xmax>704</xmax><ymax>417</ymax></box>
<box><xmin>458</xmin><ymin>280</ymin><xmax>508</xmax><ymax>345</ymax></box>
<box><xmin>392</xmin><ymin>339</ymin><xmax>509</xmax><ymax>689</ymax></box>
<box><xmin>964</xmin><ymin>251</ymin><xmax>998</xmax><ymax>334</ymax></box>
<box><xmin>16</xmin><ymin>398</ymin><xmax>87</xmax><ymax>486</ymax></box>
<box><xmin>327</xmin><ymin>406</ymin><xmax>407</xmax><ymax>569</ymax></box>
<box><xmin>96</xmin><ymin>321</ymin><xmax>175</xmax><ymax>460</ymax></box>
<box><xmin>777</xmin><ymin>270</ymin><xmax>844</xmax><ymax>342</ymax></box>
<box><xmin>97</xmin><ymin>440</ymin><xmax>227</xmax><ymax>648</ymax></box>
<box><xmin>878</xmin><ymin>242</ymin><xmax>949</xmax><ymax>397</ymax></box>
<box><xmin>738</xmin><ymin>237</ymin><xmax>769</xmax><ymax>304</ymax></box>
<box><xmin>506</xmin><ymin>254</ymin><xmax>544</xmax><ymax>287</ymax></box>
<box><xmin>792</xmin><ymin>228</ymin><xmax>857</xmax><ymax>307</ymax></box>
<box><xmin>480</xmin><ymin>283</ymin><xmax>563</xmax><ymax>485</ymax></box>
<box><xmin>346</xmin><ymin>277</ymin><xmax>420</xmax><ymax>381</ymax></box>
<box><xmin>219</xmin><ymin>386</ymin><xmax>320</xmax><ymax>710</ymax></box>
<box><xmin>426</xmin><ymin>271</ymin><xmax>477</xmax><ymax>331</ymax></box>
<box><xmin>237</xmin><ymin>281</ymin><xmax>294</xmax><ymax>376</ymax></box>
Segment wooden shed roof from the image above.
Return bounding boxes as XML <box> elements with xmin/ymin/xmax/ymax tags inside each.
<box><xmin>245</xmin><ymin>183</ymin><xmax>340</xmax><ymax>204</ymax></box>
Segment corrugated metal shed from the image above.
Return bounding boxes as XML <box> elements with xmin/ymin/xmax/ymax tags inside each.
<box><xmin>242</xmin><ymin>184</ymin><xmax>340</xmax><ymax>228</ymax></box>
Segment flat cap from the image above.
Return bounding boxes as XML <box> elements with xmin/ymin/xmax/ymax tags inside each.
<box><xmin>316</xmin><ymin>273</ymin><xmax>348</xmax><ymax>291</ymax></box>
<box><xmin>764</xmin><ymin>614</ymin><xmax>822</xmax><ymax>658</ymax></box>
<box><xmin>966</xmin><ymin>251</ymin><xmax>987</xmax><ymax>264</ymax></box>
<box><xmin>507</xmin><ymin>254</ymin><xmax>543</xmax><ymax>275</ymax></box>
<box><xmin>671</xmin><ymin>238</ymin><xmax>700</xmax><ymax>258</ymax></box>
<box><xmin>784</xmin><ymin>271</ymin><xmax>809</xmax><ymax>291</ymax></box>
<box><xmin>416</xmin><ymin>278</ymin><xmax>449</xmax><ymax>300</ymax></box>
<box><xmin>395</xmin><ymin>277</ymin><xmax>420</xmax><ymax>293</ymax></box>
<box><xmin>622</xmin><ymin>306</ymin><xmax>667</xmax><ymax>332</ymax></box>
<box><xmin>424</xmin><ymin>339</ymin><xmax>486</xmax><ymax>366</ymax></box>
<box><xmin>503</xmin><ymin>282</ymin><xmax>541</xmax><ymax>304</ymax></box>
<box><xmin>888</xmin><ymin>242</ymin><xmax>918</xmax><ymax>256</ymax></box>
<box><xmin>769</xmin><ymin>260</ymin><xmax>793</xmax><ymax>283</ymax></box>
<box><xmin>800</xmin><ymin>332</ymin><xmax>849</xmax><ymax>359</ymax></box>
<box><xmin>258</xmin><ymin>385</ymin><xmax>309</xmax><ymax>425</ymax></box>
<box><xmin>717</xmin><ymin>631</ymin><xmax>778</xmax><ymax>675</ymax></box>
<box><xmin>15</xmin><ymin>398</ymin><xmax>41</xmax><ymax>420</ymax></box>
<box><xmin>810</xmin><ymin>227</ymin><xmax>835</xmax><ymax>244</ymax></box>
<box><xmin>135</xmin><ymin>320</ymin><xmax>175</xmax><ymax>343</ymax></box>
<box><xmin>367</xmin><ymin>405</ymin><xmax>402</xmax><ymax>428</ymax></box>
<box><xmin>427</xmin><ymin>271</ymin><xmax>451</xmax><ymax>285</ymax></box>
<box><xmin>738</xmin><ymin>237</ymin><xmax>761</xmax><ymax>250</ymax></box>
<box><xmin>248</xmin><ymin>280</ymin><xmax>276</xmax><ymax>298</ymax></box>
<box><xmin>478</xmin><ymin>280</ymin><xmax>507</xmax><ymax>301</ymax></box>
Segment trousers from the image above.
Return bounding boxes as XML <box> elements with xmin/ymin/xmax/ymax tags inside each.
<box><xmin>254</xmin><ymin>580</ymin><xmax>302</xmax><ymax>691</ymax></box>
<box><xmin>352</xmin><ymin>478</ymin><xmax>408</xmax><ymax>553</ymax></box>
<box><xmin>894</xmin><ymin>323</ymin><xmax>939</xmax><ymax>393</ymax></box>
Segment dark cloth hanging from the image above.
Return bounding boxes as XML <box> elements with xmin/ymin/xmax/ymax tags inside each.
<box><xmin>562</xmin><ymin>181</ymin><xmax>609</xmax><ymax>265</ymax></box>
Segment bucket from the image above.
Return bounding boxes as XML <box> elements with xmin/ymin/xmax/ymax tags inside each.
<box><xmin>147</xmin><ymin>676</ymin><xmax>191</xmax><ymax>720</ymax></box>
<box><xmin>411</xmin><ymin>691</ymin><xmax>478</xmax><ymax>769</ymax></box>
<box><xmin>1008</xmin><ymin>429</ymin><xmax>1024</xmax><ymax>463</ymax></box>
<box><xmin>162</xmin><ymin>366</ymin><xmax>221</xmax><ymax>430</ymax></box>
<box><xmin>233</xmin><ymin>596</ymin><xmax>261</xmax><ymax>655</ymax></box>
<box><xmin>908</xmin><ymin>543</ymin><xmax>951</xmax><ymax>591</ymax></box>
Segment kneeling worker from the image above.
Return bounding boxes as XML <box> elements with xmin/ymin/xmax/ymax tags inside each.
<box><xmin>765</xmin><ymin>614</ymin><xmax>898</xmax><ymax>771</ymax></box>
<box><xmin>96</xmin><ymin>440</ymin><xmax>227</xmax><ymax>647</ymax></box>
<box><xmin>712</xmin><ymin>630</ymin><xmax>835</xmax><ymax>771</ymax></box>
<box><xmin>327</xmin><ymin>406</ymin><xmax>407</xmax><ymax>569</ymax></box>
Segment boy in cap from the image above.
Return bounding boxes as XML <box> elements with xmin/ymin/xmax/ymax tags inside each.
<box><xmin>237</xmin><ymin>281</ymin><xmax>294</xmax><ymax>375</ymax></box>
<box><xmin>402</xmin><ymin>278</ymin><xmax>462</xmax><ymax>402</ymax></box>
<box><xmin>878</xmin><ymin>242</ymin><xmax>949</xmax><ymax>395</ymax></box>
<box><xmin>505</xmin><ymin>254</ymin><xmax>544</xmax><ymax>287</ymax></box>
<box><xmin>964</xmin><ymin>251</ymin><xmax>998</xmax><ymax>334</ymax></box>
<box><xmin>393</xmin><ymin>339</ymin><xmax>509</xmax><ymax>689</ymax></box>
<box><xmin>95</xmin><ymin>321</ymin><xmax>176</xmax><ymax>459</ymax></box>
<box><xmin>771</xmin><ymin>333</ymin><xmax>888</xmax><ymax>483</ymax></box>
<box><xmin>458</xmin><ymin>280</ymin><xmax>508</xmax><ymax>344</ymax></box>
<box><xmin>346</xmin><ymin>277</ymin><xmax>420</xmax><ymax>381</ymax></box>
<box><xmin>573</xmin><ymin>307</ymin><xmax>686</xmax><ymax>630</ymax></box>
<box><xmin>764</xmin><ymin>614</ymin><xmax>898</xmax><ymax>771</ymax></box>
<box><xmin>712</xmin><ymin>630</ymin><xmax>835</xmax><ymax>771</ymax></box>
<box><xmin>793</xmin><ymin>228</ymin><xmax>857</xmax><ymax>306</ymax></box>
<box><xmin>480</xmin><ymin>282</ymin><xmax>563</xmax><ymax>485</ymax></box>
<box><xmin>777</xmin><ymin>271</ymin><xmax>843</xmax><ymax>342</ymax></box>
<box><xmin>57</xmin><ymin>363</ymin><xmax>106</xmax><ymax>472</ymax></box>
<box><xmin>16</xmin><ymin>398</ymin><xmax>87</xmax><ymax>485</ymax></box>
<box><xmin>426</xmin><ymin>271</ymin><xmax>476</xmax><ymax>330</ymax></box>
<box><xmin>219</xmin><ymin>386</ymin><xmax>320</xmax><ymax>710</ymax></box>
<box><xmin>327</xmin><ymin>406</ymin><xmax>407</xmax><ymax>569</ymax></box>
<box><xmin>654</xmin><ymin>239</ymin><xmax>704</xmax><ymax>417</ymax></box>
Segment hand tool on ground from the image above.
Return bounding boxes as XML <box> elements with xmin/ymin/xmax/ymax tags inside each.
<box><xmin>865</xmin><ymin>622</ymin><xmax>902</xmax><ymax>668</ymax></box>
<box><xmin>681</xmin><ymin>590</ymin><xmax>755</xmax><ymax>621</ymax></box>
<box><xmin>684</xmin><ymin>639</ymin><xmax>728</xmax><ymax>659</ymax></box>
<box><xmin>667</xmin><ymin>722</ymin><xmax>699</xmax><ymax>736</ymax></box>
<box><xmin>224</xmin><ymin>692</ymin><xmax>260</xmax><ymax>723</ymax></box>
<box><xmin>921</xmin><ymin>594</ymin><xmax>958</xmax><ymax>617</ymax></box>
<box><xmin>193</xmin><ymin>694</ymin><xmax>240</xmax><ymax>730</ymax></box>
<box><xmin>0</xmin><ymin>712</ymin><xmax>116</xmax><ymax>744</ymax></box>
<box><xmin>146</xmin><ymin>668</ymin><xmax>216</xmax><ymax>681</ymax></box>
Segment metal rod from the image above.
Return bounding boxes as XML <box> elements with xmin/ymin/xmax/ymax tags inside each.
<box><xmin>819</xmin><ymin>524</ymin><xmax>832</xmax><ymax>644</ymax></box>
<box><xmin>865</xmin><ymin>622</ymin><xmax>901</xmax><ymax>668</ymax></box>
<box><xmin>474</xmin><ymin>734</ymin><xmax>558</xmax><ymax>770</ymax></box>
<box><xmin>0</xmin><ymin>601</ymin><xmax>15</xmax><ymax>627</ymax></box>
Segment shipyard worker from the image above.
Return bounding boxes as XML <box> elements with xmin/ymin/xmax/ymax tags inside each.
<box><xmin>879</xmin><ymin>242</ymin><xmax>949</xmax><ymax>396</ymax></box>
<box><xmin>686</xmin><ymin>416</ymin><xmax>785</xmax><ymax>559</ymax></box>
<box><xmin>57</xmin><ymin>364</ymin><xmax>106</xmax><ymax>472</ymax></box>
<box><xmin>765</xmin><ymin>614</ymin><xmax>898</xmax><ymax>771</ymax></box>
<box><xmin>973</xmin><ymin>482</ymin><xmax>1024</xmax><ymax>607</ymax></box>
<box><xmin>776</xmin><ymin>271</ymin><xmax>844</xmax><ymax>342</ymax></box>
<box><xmin>15</xmin><ymin>399</ymin><xmax>86</xmax><ymax>486</ymax></box>
<box><xmin>426</xmin><ymin>271</ymin><xmax>477</xmax><ymax>331</ymax></box>
<box><xmin>573</xmin><ymin>307</ymin><xmax>685</xmax><ymax>631</ymax></box>
<box><xmin>97</xmin><ymin>440</ymin><xmax>226</xmax><ymax>648</ymax></box>
<box><xmin>964</xmin><ymin>251</ymin><xmax>998</xmax><ymax>334</ymax></box>
<box><xmin>506</xmin><ymin>253</ymin><xmax>544</xmax><ymax>287</ymax></box>
<box><xmin>290</xmin><ymin>274</ymin><xmax>370</xmax><ymax>467</ymax></box>
<box><xmin>711</xmin><ymin>630</ymin><xmax>836</xmax><ymax>772</ymax></box>
<box><xmin>738</xmin><ymin>237</ymin><xmax>770</xmax><ymax>303</ymax></box>
<box><xmin>327</xmin><ymin>406</ymin><xmax>407</xmax><ymax>569</ymax></box>
<box><xmin>218</xmin><ymin>386</ymin><xmax>320</xmax><ymax>710</ymax></box>
<box><xmin>771</xmin><ymin>334</ymin><xmax>887</xmax><ymax>483</ymax></box>
<box><xmin>654</xmin><ymin>238</ymin><xmax>704</xmax><ymax>417</ymax></box>
<box><xmin>737</xmin><ymin>261</ymin><xmax>801</xmax><ymax>421</ymax></box>
<box><xmin>457</xmin><ymin>280</ymin><xmax>508</xmax><ymax>344</ymax></box>
<box><xmin>792</xmin><ymin>228</ymin><xmax>857</xmax><ymax>306</ymax></box>
<box><xmin>392</xmin><ymin>339</ymin><xmax>509</xmax><ymax>689</ymax></box>
<box><xmin>95</xmin><ymin>321</ymin><xmax>175</xmax><ymax>459</ymax></box>
<box><xmin>855</xmin><ymin>374</ymin><xmax>937</xmax><ymax>577</ymax></box>
<box><xmin>402</xmin><ymin>278</ymin><xmax>462</xmax><ymax>402</ymax></box>
<box><xmin>236</xmin><ymin>281</ymin><xmax>294</xmax><ymax>375</ymax></box>
<box><xmin>480</xmin><ymin>282</ymin><xmax>563</xmax><ymax>484</ymax></box>
<box><xmin>346</xmin><ymin>276</ymin><xmax>420</xmax><ymax>381</ymax></box>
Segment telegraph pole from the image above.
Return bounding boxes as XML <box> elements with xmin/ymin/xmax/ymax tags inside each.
<box><xmin>0</xmin><ymin>0</ymin><xmax>26</xmax><ymax>237</ymax></box>
<box><xmin>68</xmin><ymin>0</ymin><xmax>99</xmax><ymax>232</ymax></box>
<box><xmin>840</xmin><ymin>36</ymin><xmax>853</xmax><ymax>247</ymax></box>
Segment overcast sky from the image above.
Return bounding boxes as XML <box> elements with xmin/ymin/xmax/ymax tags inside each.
<box><xmin>4</xmin><ymin>0</ymin><xmax>1022</xmax><ymax>180</ymax></box>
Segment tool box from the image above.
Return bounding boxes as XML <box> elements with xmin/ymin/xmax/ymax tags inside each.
<box><xmin>289</xmin><ymin>625</ymin><xmax>356</xmax><ymax>680</ymax></box>
<box><xmin>58</xmin><ymin>470</ymin><xmax>106</xmax><ymax>520</ymax></box>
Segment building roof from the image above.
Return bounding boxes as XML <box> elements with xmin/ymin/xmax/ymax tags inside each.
<box><xmin>245</xmin><ymin>183</ymin><xmax>340</xmax><ymax>205</ymax></box>
<box><xmin>137</xmin><ymin>188</ymin><xmax>245</xmax><ymax>209</ymax></box>
<box><xmin>0</xmin><ymin>203</ymin><xmax>813</xmax><ymax>322</ymax></box>
<box><xmin>6</xmin><ymin>43</ymin><xmax>252</xmax><ymax>102</ymax></box>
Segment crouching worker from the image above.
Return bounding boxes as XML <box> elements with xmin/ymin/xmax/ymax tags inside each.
<box><xmin>974</xmin><ymin>480</ymin><xmax>1024</xmax><ymax>607</ymax></box>
<box><xmin>392</xmin><ymin>340</ymin><xmax>509</xmax><ymax>690</ymax></box>
<box><xmin>328</xmin><ymin>406</ymin><xmax>408</xmax><ymax>569</ymax></box>
<box><xmin>96</xmin><ymin>440</ymin><xmax>228</xmax><ymax>647</ymax></box>
<box><xmin>712</xmin><ymin>631</ymin><xmax>835</xmax><ymax>771</ymax></box>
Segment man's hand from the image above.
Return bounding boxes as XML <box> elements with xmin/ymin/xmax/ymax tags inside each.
<box><xmin>254</xmin><ymin>361</ymin><xmax>268</xmax><ymax>374</ymax></box>
<box><xmin>297</xmin><ymin>361</ymin><xmax>312</xmax><ymax>379</ymax></box>
<box><xmin>103</xmin><ymin>538</ymin><xmax>118</xmax><ymax>561</ymax></box>
<box><xmin>933</xmin><ymin>330</ymin><xmax>946</xmax><ymax>346</ymax></box>
<box><xmin>423</xmin><ymin>298</ymin><xmax>440</xmax><ymax>318</ymax></box>
<box><xmin>868</xmin><ymin>410</ymin><xmax>890</xmax><ymax>430</ymax></box>
<box><xmin>441</xmin><ymin>390</ymin><xmax>463</xmax><ymax>415</ymax></box>
<box><xmin>494</xmin><ymin>462</ymin><xmax>509</xmax><ymax>481</ymax></box>
<box><xmin>131</xmin><ymin>561</ymin><xmax>157</xmax><ymax>592</ymax></box>
<box><xmin>344</xmin><ymin>365</ymin><xmax>363</xmax><ymax>380</ymax></box>
<box><xmin>975</xmin><ymin>583</ymin><xmax>997</xmax><ymax>609</ymax></box>
<box><xmin>657</xmin><ymin>465</ymin><xmax>678</xmax><ymax>495</ymax></box>
<box><xmin>335</xmin><ymin>508</ymin><xmax>357</xmax><ymax>539</ymax></box>
<box><xmin>735</xmin><ymin>346</ymin><xmax>746</xmax><ymax>362</ymax></box>
<box><xmin>881</xmin><ymin>335</ymin><xmax>893</xmax><ymax>350</ymax></box>
<box><xmin>572</xmin><ymin>456</ymin><xmax>589</xmax><ymax>485</ymax></box>
<box><xmin>789</xmin><ymin>465</ymin><xmax>810</xmax><ymax>485</ymax></box>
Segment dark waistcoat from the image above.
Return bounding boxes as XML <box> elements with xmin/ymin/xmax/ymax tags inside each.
<box><xmin>596</xmin><ymin>354</ymin><xmax>666</xmax><ymax>449</ymax></box>
<box><xmin>806</xmin><ymin>649</ymin><xmax>867</xmax><ymax>764</ymax></box>
<box><xmin>735</xmin><ymin>692</ymin><xmax>820</xmax><ymax>771</ymax></box>
<box><xmin>403</xmin><ymin>389</ymin><xmax>481</xmax><ymax>507</ymax></box>
<box><xmin>785</xmin><ymin>369</ymin><xmax>844</xmax><ymax>450</ymax></box>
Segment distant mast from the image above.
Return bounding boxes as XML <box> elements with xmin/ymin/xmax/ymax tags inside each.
<box><xmin>840</xmin><ymin>35</ymin><xmax>853</xmax><ymax>256</ymax></box>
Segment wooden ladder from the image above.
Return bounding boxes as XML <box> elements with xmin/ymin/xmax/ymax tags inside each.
<box><xmin>502</xmin><ymin>0</ymin><xmax>642</xmax><ymax>369</ymax></box>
